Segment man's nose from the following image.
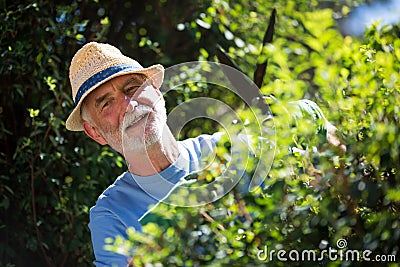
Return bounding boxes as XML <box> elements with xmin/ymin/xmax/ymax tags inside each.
<box><xmin>124</xmin><ymin>95</ymin><xmax>138</xmax><ymax>113</ymax></box>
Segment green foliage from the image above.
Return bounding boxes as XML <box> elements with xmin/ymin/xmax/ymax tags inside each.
<box><xmin>0</xmin><ymin>1</ymin><xmax>124</xmax><ymax>266</ymax></box>
<box><xmin>107</xmin><ymin>1</ymin><xmax>400</xmax><ymax>267</ymax></box>
<box><xmin>1</xmin><ymin>0</ymin><xmax>398</xmax><ymax>266</ymax></box>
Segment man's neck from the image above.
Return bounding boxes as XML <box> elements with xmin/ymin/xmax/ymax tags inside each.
<box><xmin>125</xmin><ymin>130</ymin><xmax>180</xmax><ymax>176</ymax></box>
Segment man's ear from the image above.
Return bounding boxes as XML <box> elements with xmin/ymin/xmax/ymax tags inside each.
<box><xmin>82</xmin><ymin>121</ymin><xmax>107</xmax><ymax>145</ymax></box>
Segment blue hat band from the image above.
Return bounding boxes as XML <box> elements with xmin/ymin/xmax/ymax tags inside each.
<box><xmin>74</xmin><ymin>63</ymin><xmax>143</xmax><ymax>106</ymax></box>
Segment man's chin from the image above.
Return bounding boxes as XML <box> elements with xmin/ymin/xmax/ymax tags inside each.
<box><xmin>121</xmin><ymin>115</ymin><xmax>166</xmax><ymax>153</ymax></box>
<box><xmin>122</xmin><ymin>133</ymin><xmax>161</xmax><ymax>154</ymax></box>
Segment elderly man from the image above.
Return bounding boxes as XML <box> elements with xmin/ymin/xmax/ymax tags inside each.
<box><xmin>66</xmin><ymin>42</ymin><xmax>343</xmax><ymax>266</ymax></box>
<box><xmin>66</xmin><ymin>42</ymin><xmax>229</xmax><ymax>266</ymax></box>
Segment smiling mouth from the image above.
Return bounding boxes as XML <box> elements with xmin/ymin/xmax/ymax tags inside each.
<box><xmin>124</xmin><ymin>113</ymin><xmax>150</xmax><ymax>131</ymax></box>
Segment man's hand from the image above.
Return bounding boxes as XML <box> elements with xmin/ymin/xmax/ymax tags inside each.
<box><xmin>326</xmin><ymin>121</ymin><xmax>347</xmax><ymax>154</ymax></box>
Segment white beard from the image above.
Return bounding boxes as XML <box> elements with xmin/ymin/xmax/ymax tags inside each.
<box><xmin>121</xmin><ymin>103</ymin><xmax>167</xmax><ymax>153</ymax></box>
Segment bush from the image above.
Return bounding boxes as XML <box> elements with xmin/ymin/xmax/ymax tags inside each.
<box><xmin>107</xmin><ymin>4</ymin><xmax>400</xmax><ymax>267</ymax></box>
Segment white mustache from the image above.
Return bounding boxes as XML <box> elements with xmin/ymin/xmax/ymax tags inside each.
<box><xmin>122</xmin><ymin>105</ymin><xmax>153</xmax><ymax>131</ymax></box>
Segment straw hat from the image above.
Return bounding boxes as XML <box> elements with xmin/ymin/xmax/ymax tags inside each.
<box><xmin>66</xmin><ymin>42</ymin><xmax>164</xmax><ymax>131</ymax></box>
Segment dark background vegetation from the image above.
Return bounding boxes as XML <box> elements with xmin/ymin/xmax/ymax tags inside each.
<box><xmin>0</xmin><ymin>0</ymin><xmax>399</xmax><ymax>266</ymax></box>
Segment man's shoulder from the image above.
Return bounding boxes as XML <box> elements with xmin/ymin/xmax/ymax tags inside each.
<box><xmin>179</xmin><ymin>132</ymin><xmax>224</xmax><ymax>146</ymax></box>
<box><xmin>89</xmin><ymin>172</ymin><xmax>144</xmax><ymax>216</ymax></box>
<box><xmin>89</xmin><ymin>172</ymin><xmax>127</xmax><ymax>211</ymax></box>
<box><xmin>179</xmin><ymin>132</ymin><xmax>223</xmax><ymax>152</ymax></box>
<box><xmin>89</xmin><ymin>170</ymin><xmax>172</xmax><ymax>223</ymax></box>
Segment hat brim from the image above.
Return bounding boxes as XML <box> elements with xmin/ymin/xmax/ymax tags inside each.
<box><xmin>66</xmin><ymin>64</ymin><xmax>164</xmax><ymax>131</ymax></box>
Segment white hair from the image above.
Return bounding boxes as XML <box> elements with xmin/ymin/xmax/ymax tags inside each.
<box><xmin>80</xmin><ymin>100</ymin><xmax>94</xmax><ymax>125</ymax></box>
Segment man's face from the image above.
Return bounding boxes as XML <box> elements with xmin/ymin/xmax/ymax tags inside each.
<box><xmin>82</xmin><ymin>74</ymin><xmax>167</xmax><ymax>154</ymax></box>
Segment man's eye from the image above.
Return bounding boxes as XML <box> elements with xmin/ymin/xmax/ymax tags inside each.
<box><xmin>102</xmin><ymin>100</ymin><xmax>111</xmax><ymax>110</ymax></box>
<box><xmin>126</xmin><ymin>86</ymin><xmax>139</xmax><ymax>93</ymax></box>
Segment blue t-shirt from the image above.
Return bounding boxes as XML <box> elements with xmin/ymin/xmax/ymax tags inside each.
<box><xmin>89</xmin><ymin>133</ymin><xmax>224</xmax><ymax>267</ymax></box>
